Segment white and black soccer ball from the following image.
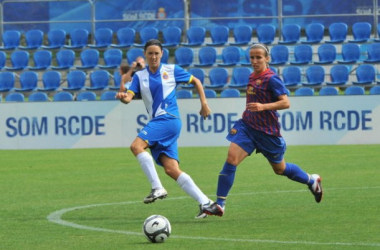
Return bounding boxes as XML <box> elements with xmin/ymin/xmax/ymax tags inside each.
<box><xmin>142</xmin><ymin>215</ymin><xmax>171</xmax><ymax>243</ymax></box>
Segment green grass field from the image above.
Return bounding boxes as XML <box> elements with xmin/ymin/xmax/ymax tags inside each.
<box><xmin>1</xmin><ymin>145</ymin><xmax>380</xmax><ymax>250</ymax></box>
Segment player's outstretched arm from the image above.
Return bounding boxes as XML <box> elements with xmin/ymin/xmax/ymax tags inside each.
<box><xmin>191</xmin><ymin>76</ymin><xmax>211</xmax><ymax>119</ymax></box>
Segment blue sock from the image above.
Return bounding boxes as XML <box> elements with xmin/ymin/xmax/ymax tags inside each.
<box><xmin>282</xmin><ymin>162</ymin><xmax>313</xmax><ymax>186</ymax></box>
<box><xmin>216</xmin><ymin>162</ymin><xmax>237</xmax><ymax>207</ymax></box>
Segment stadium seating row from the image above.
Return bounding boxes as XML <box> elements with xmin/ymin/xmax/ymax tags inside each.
<box><xmin>2</xmin><ymin>85</ymin><xmax>379</xmax><ymax>103</ymax></box>
<box><xmin>1</xmin><ymin>90</ymin><xmax>118</xmax><ymax>102</ymax></box>
<box><xmin>0</xmin><ymin>21</ymin><xmax>379</xmax><ymax>52</ymax></box>
<box><xmin>0</xmin><ymin>48</ymin><xmax>169</xmax><ymax>71</ymax></box>
<box><xmin>1</xmin><ymin>41</ymin><xmax>379</xmax><ymax>74</ymax></box>
<box><xmin>1</xmin><ymin>62</ymin><xmax>380</xmax><ymax>95</ymax></box>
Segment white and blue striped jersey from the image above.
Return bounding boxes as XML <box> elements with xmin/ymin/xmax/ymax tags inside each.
<box><xmin>128</xmin><ymin>64</ymin><xmax>192</xmax><ymax>119</ymax></box>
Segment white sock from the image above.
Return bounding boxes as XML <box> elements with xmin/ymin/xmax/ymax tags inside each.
<box><xmin>136</xmin><ymin>152</ymin><xmax>163</xmax><ymax>190</ymax></box>
<box><xmin>176</xmin><ymin>172</ymin><xmax>209</xmax><ymax>204</ymax></box>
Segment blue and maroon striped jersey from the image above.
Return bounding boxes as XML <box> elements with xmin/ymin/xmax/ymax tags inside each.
<box><xmin>242</xmin><ymin>68</ymin><xmax>288</xmax><ymax>136</ymax></box>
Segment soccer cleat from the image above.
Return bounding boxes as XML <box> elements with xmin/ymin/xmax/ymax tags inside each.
<box><xmin>202</xmin><ymin>202</ymin><xmax>225</xmax><ymax>217</ymax></box>
<box><xmin>309</xmin><ymin>174</ymin><xmax>323</xmax><ymax>203</ymax></box>
<box><xmin>143</xmin><ymin>188</ymin><xmax>168</xmax><ymax>204</ymax></box>
<box><xmin>195</xmin><ymin>200</ymin><xmax>213</xmax><ymax>219</ymax></box>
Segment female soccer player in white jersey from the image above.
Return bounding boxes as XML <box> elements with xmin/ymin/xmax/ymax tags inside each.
<box><xmin>116</xmin><ymin>39</ymin><xmax>212</xmax><ymax>218</ymax></box>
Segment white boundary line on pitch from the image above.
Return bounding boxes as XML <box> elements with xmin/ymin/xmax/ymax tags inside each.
<box><xmin>47</xmin><ymin>187</ymin><xmax>380</xmax><ymax>248</ymax></box>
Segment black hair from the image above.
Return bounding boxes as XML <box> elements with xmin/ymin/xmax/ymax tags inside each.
<box><xmin>144</xmin><ymin>39</ymin><xmax>163</xmax><ymax>52</ymax></box>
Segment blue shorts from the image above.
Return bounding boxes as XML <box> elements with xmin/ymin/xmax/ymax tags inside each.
<box><xmin>137</xmin><ymin>114</ymin><xmax>181</xmax><ymax>166</ymax></box>
<box><xmin>226</xmin><ymin>119</ymin><xmax>286</xmax><ymax>163</ymax></box>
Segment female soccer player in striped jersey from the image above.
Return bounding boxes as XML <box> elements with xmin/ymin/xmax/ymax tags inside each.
<box><xmin>116</xmin><ymin>39</ymin><xmax>212</xmax><ymax>218</ymax></box>
<box><xmin>203</xmin><ymin>43</ymin><xmax>323</xmax><ymax>217</ymax></box>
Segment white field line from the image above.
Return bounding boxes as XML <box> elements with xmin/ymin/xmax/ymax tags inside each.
<box><xmin>47</xmin><ymin>187</ymin><xmax>380</xmax><ymax>248</ymax></box>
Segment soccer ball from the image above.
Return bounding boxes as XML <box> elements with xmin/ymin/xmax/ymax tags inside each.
<box><xmin>142</xmin><ymin>215</ymin><xmax>171</xmax><ymax>243</ymax></box>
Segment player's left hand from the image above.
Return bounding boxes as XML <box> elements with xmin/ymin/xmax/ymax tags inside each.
<box><xmin>199</xmin><ymin>104</ymin><xmax>212</xmax><ymax>119</ymax></box>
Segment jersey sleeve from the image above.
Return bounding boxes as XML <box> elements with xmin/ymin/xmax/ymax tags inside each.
<box><xmin>269</xmin><ymin>74</ymin><xmax>288</xmax><ymax>97</ymax></box>
<box><xmin>174</xmin><ymin>65</ymin><xmax>192</xmax><ymax>84</ymax></box>
<box><xmin>127</xmin><ymin>73</ymin><xmax>140</xmax><ymax>95</ymax></box>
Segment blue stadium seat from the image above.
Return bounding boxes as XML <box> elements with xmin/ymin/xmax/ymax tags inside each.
<box><xmin>269</xmin><ymin>45</ymin><xmax>289</xmax><ymax>65</ymax></box>
<box><xmin>134</xmin><ymin>27</ymin><xmax>159</xmax><ymax>47</ymax></box>
<box><xmin>352</xmin><ymin>64</ymin><xmax>375</xmax><ymax>85</ymax></box>
<box><xmin>302</xmin><ymin>65</ymin><xmax>325</xmax><ymax>86</ymax></box>
<box><xmin>193</xmin><ymin>47</ymin><xmax>217</xmax><ymax>67</ymax></box>
<box><xmin>175</xmin><ymin>47</ymin><xmax>194</xmax><ymax>67</ymax></box>
<box><xmin>0</xmin><ymin>51</ymin><xmax>6</xmax><ymax>70</ymax></box>
<box><xmin>326</xmin><ymin>22</ymin><xmax>347</xmax><ymax>43</ymax></box>
<box><xmin>181</xmin><ymin>26</ymin><xmax>206</xmax><ymax>47</ymax></box>
<box><xmin>126</xmin><ymin>48</ymin><xmax>144</xmax><ymax>65</ymax></box>
<box><xmin>229</xmin><ymin>67</ymin><xmax>252</xmax><ymax>88</ymax></box>
<box><xmin>217</xmin><ymin>46</ymin><xmax>241</xmax><ymax>67</ymax></box>
<box><xmin>282</xmin><ymin>66</ymin><xmax>302</xmax><ymax>87</ymax></box>
<box><xmin>348</xmin><ymin>22</ymin><xmax>372</xmax><ymax>43</ymax></box>
<box><xmin>88</xmin><ymin>28</ymin><xmax>113</xmax><ymax>48</ymax></box>
<box><xmin>206</xmin><ymin>26</ymin><xmax>229</xmax><ymax>46</ymax></box>
<box><xmin>337</xmin><ymin>43</ymin><xmax>361</xmax><ymax>64</ymax></box>
<box><xmin>76</xmin><ymin>49</ymin><xmax>99</xmax><ymax>69</ymax></box>
<box><xmin>51</xmin><ymin>49</ymin><xmax>75</xmax><ymax>70</ymax></box>
<box><xmin>41</xmin><ymin>29</ymin><xmax>66</xmax><ymax>50</ymax></box>
<box><xmin>19</xmin><ymin>29</ymin><xmax>43</xmax><ymax>50</ymax></box>
<box><xmin>363</xmin><ymin>43</ymin><xmax>380</xmax><ymax>63</ymax></box>
<box><xmin>257</xmin><ymin>24</ymin><xmax>276</xmax><ymax>45</ymax></box>
<box><xmin>230</xmin><ymin>25</ymin><xmax>252</xmax><ymax>46</ymax></box>
<box><xmin>220</xmin><ymin>88</ymin><xmax>240</xmax><ymax>98</ymax></box>
<box><xmin>28</xmin><ymin>50</ymin><xmax>52</xmax><ymax>70</ymax></box>
<box><xmin>62</xmin><ymin>70</ymin><xmax>86</xmax><ymax>91</ymax></box>
<box><xmin>0</xmin><ymin>30</ymin><xmax>21</xmax><ymax>50</ymax></box>
<box><xmin>326</xmin><ymin>65</ymin><xmax>349</xmax><ymax>86</ymax></box>
<box><xmin>53</xmin><ymin>91</ymin><xmax>73</xmax><ymax>101</ymax></box>
<box><xmin>111</xmin><ymin>28</ymin><xmax>135</xmax><ymax>48</ymax></box>
<box><xmin>76</xmin><ymin>91</ymin><xmax>97</xmax><ymax>101</ymax></box>
<box><xmin>14</xmin><ymin>71</ymin><xmax>39</xmax><ymax>92</ymax></box>
<box><xmin>37</xmin><ymin>71</ymin><xmax>62</xmax><ymax>92</ymax></box>
<box><xmin>295</xmin><ymin>87</ymin><xmax>314</xmax><ymax>96</ymax></box>
<box><xmin>162</xmin><ymin>48</ymin><xmax>169</xmax><ymax>64</ymax></box>
<box><xmin>100</xmin><ymin>90</ymin><xmax>118</xmax><ymax>101</ymax></box>
<box><xmin>314</xmin><ymin>44</ymin><xmax>336</xmax><ymax>64</ymax></box>
<box><xmin>369</xmin><ymin>85</ymin><xmax>380</xmax><ymax>95</ymax></box>
<box><xmin>181</xmin><ymin>68</ymin><xmax>204</xmax><ymax>89</ymax></box>
<box><xmin>205</xmin><ymin>67</ymin><xmax>228</xmax><ymax>89</ymax></box>
<box><xmin>64</xmin><ymin>29</ymin><xmax>89</xmax><ymax>49</ymax></box>
<box><xmin>176</xmin><ymin>89</ymin><xmax>192</xmax><ymax>99</ymax></box>
<box><xmin>319</xmin><ymin>86</ymin><xmax>339</xmax><ymax>96</ymax></box>
<box><xmin>28</xmin><ymin>92</ymin><xmax>49</xmax><ymax>102</ymax></box>
<box><xmin>278</xmin><ymin>24</ymin><xmax>301</xmax><ymax>44</ymax></box>
<box><xmin>5</xmin><ymin>92</ymin><xmax>24</xmax><ymax>102</ymax></box>
<box><xmin>109</xmin><ymin>70</ymin><xmax>121</xmax><ymax>90</ymax></box>
<box><xmin>0</xmin><ymin>72</ymin><xmax>15</xmax><ymax>92</ymax></box>
<box><xmin>240</xmin><ymin>47</ymin><xmax>251</xmax><ymax>66</ymax></box>
<box><xmin>290</xmin><ymin>44</ymin><xmax>313</xmax><ymax>65</ymax></box>
<box><xmin>162</xmin><ymin>27</ymin><xmax>182</xmax><ymax>47</ymax></box>
<box><xmin>4</xmin><ymin>50</ymin><xmax>29</xmax><ymax>71</ymax></box>
<box><xmin>188</xmin><ymin>68</ymin><xmax>205</xmax><ymax>83</ymax></box>
<box><xmin>98</xmin><ymin>48</ymin><xmax>123</xmax><ymax>69</ymax></box>
<box><xmin>301</xmin><ymin>23</ymin><xmax>324</xmax><ymax>44</ymax></box>
<box><xmin>204</xmin><ymin>89</ymin><xmax>217</xmax><ymax>98</ymax></box>
<box><xmin>344</xmin><ymin>86</ymin><xmax>364</xmax><ymax>95</ymax></box>
<box><xmin>86</xmin><ymin>70</ymin><xmax>110</xmax><ymax>90</ymax></box>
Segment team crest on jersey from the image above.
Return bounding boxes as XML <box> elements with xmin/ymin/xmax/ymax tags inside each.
<box><xmin>255</xmin><ymin>80</ymin><xmax>262</xmax><ymax>85</ymax></box>
<box><xmin>230</xmin><ymin>128</ymin><xmax>237</xmax><ymax>135</ymax></box>
<box><xmin>162</xmin><ymin>72</ymin><xmax>169</xmax><ymax>80</ymax></box>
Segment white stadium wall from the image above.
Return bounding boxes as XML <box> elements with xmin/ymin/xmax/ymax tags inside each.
<box><xmin>0</xmin><ymin>96</ymin><xmax>379</xmax><ymax>150</ymax></box>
